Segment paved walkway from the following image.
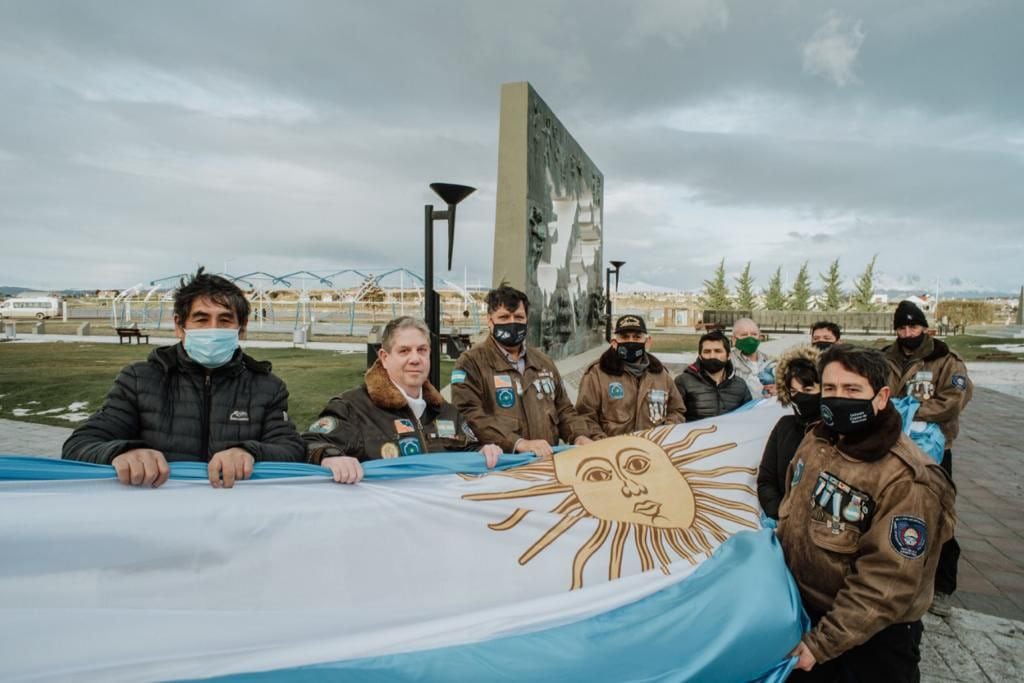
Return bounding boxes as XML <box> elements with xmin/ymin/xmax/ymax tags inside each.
<box><xmin>2</xmin><ymin>366</ymin><xmax>1023</xmax><ymax>679</ymax></box>
<box><xmin>0</xmin><ymin>418</ymin><xmax>68</xmax><ymax>458</ymax></box>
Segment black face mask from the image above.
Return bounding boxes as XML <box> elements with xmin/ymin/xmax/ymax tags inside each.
<box><xmin>791</xmin><ymin>391</ymin><xmax>821</xmax><ymax>421</ymax></box>
<box><xmin>616</xmin><ymin>341</ymin><xmax>646</xmax><ymax>363</ymax></box>
<box><xmin>820</xmin><ymin>395</ymin><xmax>877</xmax><ymax>435</ymax></box>
<box><xmin>699</xmin><ymin>357</ymin><xmax>726</xmax><ymax>374</ymax></box>
<box><xmin>492</xmin><ymin>322</ymin><xmax>527</xmax><ymax>348</ymax></box>
<box><xmin>812</xmin><ymin>341</ymin><xmax>834</xmax><ymax>351</ymax></box>
<box><xmin>897</xmin><ymin>334</ymin><xmax>925</xmax><ymax>351</ymax></box>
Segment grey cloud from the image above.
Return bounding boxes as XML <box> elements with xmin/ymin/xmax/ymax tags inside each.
<box><xmin>593</xmin><ymin>126</ymin><xmax>1024</xmax><ymax>226</ymax></box>
<box><xmin>0</xmin><ymin>1</ymin><xmax>1021</xmax><ymax>291</ymax></box>
<box><xmin>801</xmin><ymin>12</ymin><xmax>866</xmax><ymax>87</ymax></box>
<box><xmin>787</xmin><ymin>231</ymin><xmax>833</xmax><ymax>244</ymax></box>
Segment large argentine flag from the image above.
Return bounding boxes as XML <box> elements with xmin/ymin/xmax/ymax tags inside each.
<box><xmin>0</xmin><ymin>400</ymin><xmax>805</xmax><ymax>682</ymax></box>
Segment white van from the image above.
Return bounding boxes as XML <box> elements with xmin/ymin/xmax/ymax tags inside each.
<box><xmin>0</xmin><ymin>297</ymin><xmax>62</xmax><ymax>320</ymax></box>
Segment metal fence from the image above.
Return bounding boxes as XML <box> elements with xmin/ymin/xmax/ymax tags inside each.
<box><xmin>702</xmin><ymin>310</ymin><xmax>892</xmax><ymax>335</ymax></box>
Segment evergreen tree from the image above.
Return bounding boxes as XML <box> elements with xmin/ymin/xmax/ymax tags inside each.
<box><xmin>734</xmin><ymin>262</ymin><xmax>757</xmax><ymax>311</ymax></box>
<box><xmin>820</xmin><ymin>259</ymin><xmax>844</xmax><ymax>310</ymax></box>
<box><xmin>701</xmin><ymin>259</ymin><xmax>732</xmax><ymax>309</ymax></box>
<box><xmin>788</xmin><ymin>262</ymin><xmax>813</xmax><ymax>311</ymax></box>
<box><xmin>764</xmin><ymin>267</ymin><xmax>787</xmax><ymax>310</ymax></box>
<box><xmin>852</xmin><ymin>255</ymin><xmax>878</xmax><ymax>311</ymax></box>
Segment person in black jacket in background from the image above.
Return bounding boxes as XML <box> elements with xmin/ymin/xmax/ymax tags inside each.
<box><xmin>674</xmin><ymin>329</ymin><xmax>752</xmax><ymax>421</ymax></box>
<box><xmin>757</xmin><ymin>345</ymin><xmax>821</xmax><ymax>519</ymax></box>
<box><xmin>62</xmin><ymin>268</ymin><xmax>305</xmax><ymax>488</ymax></box>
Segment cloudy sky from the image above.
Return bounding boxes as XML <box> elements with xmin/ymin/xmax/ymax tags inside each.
<box><xmin>1</xmin><ymin>0</ymin><xmax>1021</xmax><ymax>294</ymax></box>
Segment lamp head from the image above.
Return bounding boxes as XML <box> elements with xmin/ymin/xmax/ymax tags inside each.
<box><xmin>609</xmin><ymin>260</ymin><xmax>626</xmax><ymax>290</ymax></box>
<box><xmin>430</xmin><ymin>183</ymin><xmax>476</xmax><ymax>270</ymax></box>
<box><xmin>430</xmin><ymin>183</ymin><xmax>476</xmax><ymax>206</ymax></box>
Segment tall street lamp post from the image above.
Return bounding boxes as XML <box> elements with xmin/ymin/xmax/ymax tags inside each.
<box><xmin>605</xmin><ymin>260</ymin><xmax>626</xmax><ymax>342</ymax></box>
<box><xmin>424</xmin><ymin>182</ymin><xmax>476</xmax><ymax>389</ymax></box>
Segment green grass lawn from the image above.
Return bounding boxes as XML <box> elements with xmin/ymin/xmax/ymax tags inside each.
<box><xmin>0</xmin><ymin>342</ymin><xmax>453</xmax><ymax>430</ymax></box>
<box><xmin>648</xmin><ymin>333</ymin><xmax>701</xmax><ymax>354</ymax></box>
<box><xmin>862</xmin><ymin>334</ymin><xmax>1024</xmax><ymax>362</ymax></box>
<box><xmin>931</xmin><ymin>335</ymin><xmax>1024</xmax><ymax>362</ymax></box>
<box><xmin>1</xmin><ymin>333</ymin><xmax>1015</xmax><ymax>430</ymax></box>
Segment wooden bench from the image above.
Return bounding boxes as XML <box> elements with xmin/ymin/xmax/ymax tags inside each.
<box><xmin>115</xmin><ymin>327</ymin><xmax>150</xmax><ymax>344</ymax></box>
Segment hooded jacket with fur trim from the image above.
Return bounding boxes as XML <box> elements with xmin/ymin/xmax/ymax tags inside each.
<box><xmin>575</xmin><ymin>347</ymin><xmax>686</xmax><ymax>437</ymax></box>
<box><xmin>302</xmin><ymin>360</ymin><xmax>479</xmax><ymax>463</ymax></box>
<box><xmin>774</xmin><ymin>344</ymin><xmax>821</xmax><ymax>407</ymax></box>
<box><xmin>758</xmin><ymin>345</ymin><xmax>822</xmax><ymax>518</ymax></box>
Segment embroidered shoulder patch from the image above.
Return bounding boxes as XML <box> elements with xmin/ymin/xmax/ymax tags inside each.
<box><xmin>952</xmin><ymin>374</ymin><xmax>967</xmax><ymax>390</ymax></box>
<box><xmin>890</xmin><ymin>516</ymin><xmax>928</xmax><ymax>559</ymax></box>
<box><xmin>307</xmin><ymin>416</ymin><xmax>338</xmax><ymax>434</ymax></box>
<box><xmin>451</xmin><ymin>369</ymin><xmax>467</xmax><ymax>384</ymax></box>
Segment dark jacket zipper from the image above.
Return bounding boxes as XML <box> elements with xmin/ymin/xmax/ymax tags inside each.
<box><xmin>202</xmin><ymin>372</ymin><xmax>212</xmax><ymax>460</ymax></box>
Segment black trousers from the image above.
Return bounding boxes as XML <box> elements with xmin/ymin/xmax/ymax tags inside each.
<box><xmin>787</xmin><ymin>620</ymin><xmax>924</xmax><ymax>683</ymax></box>
<box><xmin>935</xmin><ymin>449</ymin><xmax>960</xmax><ymax>595</ymax></box>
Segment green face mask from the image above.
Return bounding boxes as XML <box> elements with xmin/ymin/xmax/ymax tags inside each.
<box><xmin>735</xmin><ymin>336</ymin><xmax>760</xmax><ymax>355</ymax></box>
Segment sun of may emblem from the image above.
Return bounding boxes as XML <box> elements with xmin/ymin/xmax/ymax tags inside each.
<box><xmin>463</xmin><ymin>425</ymin><xmax>759</xmax><ymax>589</ymax></box>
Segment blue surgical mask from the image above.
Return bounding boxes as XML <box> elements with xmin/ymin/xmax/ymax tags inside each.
<box><xmin>184</xmin><ymin>328</ymin><xmax>240</xmax><ymax>368</ymax></box>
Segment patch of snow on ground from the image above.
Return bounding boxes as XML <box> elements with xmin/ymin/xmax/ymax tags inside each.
<box><xmin>981</xmin><ymin>344</ymin><xmax>1024</xmax><ymax>353</ymax></box>
<box><xmin>67</xmin><ymin>401</ymin><xmax>89</xmax><ymax>411</ymax></box>
<box><xmin>55</xmin><ymin>412</ymin><xmax>91</xmax><ymax>422</ymax></box>
<box><xmin>11</xmin><ymin>409</ymin><xmax>32</xmax><ymax>416</ymax></box>
<box><xmin>966</xmin><ymin>362</ymin><xmax>1024</xmax><ymax>401</ymax></box>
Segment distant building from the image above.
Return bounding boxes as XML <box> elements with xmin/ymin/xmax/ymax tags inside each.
<box><xmin>904</xmin><ymin>294</ymin><xmax>935</xmax><ymax>313</ymax></box>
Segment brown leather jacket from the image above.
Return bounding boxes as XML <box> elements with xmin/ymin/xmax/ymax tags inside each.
<box><xmin>884</xmin><ymin>336</ymin><xmax>972</xmax><ymax>449</ymax></box>
<box><xmin>451</xmin><ymin>337</ymin><xmax>596</xmax><ymax>453</ymax></box>
<box><xmin>575</xmin><ymin>347</ymin><xmax>685</xmax><ymax>437</ymax></box>
<box><xmin>302</xmin><ymin>360</ymin><xmax>478</xmax><ymax>463</ymax></box>
<box><xmin>777</xmin><ymin>404</ymin><xmax>956</xmax><ymax>663</ymax></box>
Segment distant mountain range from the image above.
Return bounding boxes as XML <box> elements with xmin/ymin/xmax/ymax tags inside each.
<box><xmin>3</xmin><ymin>277</ymin><xmax>1018</xmax><ymax>301</ymax></box>
<box><xmin>868</xmin><ymin>273</ymin><xmax>1016</xmax><ymax>300</ymax></box>
<box><xmin>615</xmin><ymin>277</ymin><xmax>1016</xmax><ymax>300</ymax></box>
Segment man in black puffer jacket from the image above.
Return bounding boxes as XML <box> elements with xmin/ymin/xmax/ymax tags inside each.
<box><xmin>674</xmin><ymin>329</ymin><xmax>752</xmax><ymax>421</ymax></box>
<box><xmin>63</xmin><ymin>268</ymin><xmax>305</xmax><ymax>488</ymax></box>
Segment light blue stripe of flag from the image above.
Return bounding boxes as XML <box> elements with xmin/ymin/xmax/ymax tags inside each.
<box><xmin>0</xmin><ymin>452</ymin><xmax>560</xmax><ymax>482</ymax></box>
<box><xmin>191</xmin><ymin>529</ymin><xmax>805</xmax><ymax>683</ymax></box>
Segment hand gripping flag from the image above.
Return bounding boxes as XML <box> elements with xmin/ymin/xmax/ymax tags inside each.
<box><xmin>0</xmin><ymin>400</ymin><xmax>806</xmax><ymax>682</ymax></box>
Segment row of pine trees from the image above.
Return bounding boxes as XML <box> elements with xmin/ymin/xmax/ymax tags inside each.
<box><xmin>702</xmin><ymin>257</ymin><xmax>879</xmax><ymax>311</ymax></box>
